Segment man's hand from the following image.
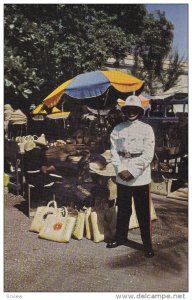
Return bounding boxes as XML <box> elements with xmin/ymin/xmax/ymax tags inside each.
<box><xmin>41</xmin><ymin>165</ymin><xmax>56</xmax><ymax>173</ymax></box>
<box><xmin>118</xmin><ymin>170</ymin><xmax>134</xmax><ymax>182</ymax></box>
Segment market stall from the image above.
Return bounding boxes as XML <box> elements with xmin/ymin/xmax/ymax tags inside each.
<box><xmin>25</xmin><ymin>136</ymin><xmax>158</xmax><ymax>243</ymax></box>
<box><xmin>4</xmin><ymin>69</ymin><xmax>188</xmax><ymax>244</ymax></box>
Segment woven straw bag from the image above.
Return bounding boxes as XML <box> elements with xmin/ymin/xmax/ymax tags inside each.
<box><xmin>72</xmin><ymin>210</ymin><xmax>85</xmax><ymax>240</ymax></box>
<box><xmin>62</xmin><ymin>210</ymin><xmax>77</xmax><ymax>242</ymax></box>
<box><xmin>150</xmin><ymin>177</ymin><xmax>172</xmax><ymax>196</ymax></box>
<box><xmin>90</xmin><ymin>210</ymin><xmax>105</xmax><ymax>243</ymax></box>
<box><xmin>38</xmin><ymin>206</ymin><xmax>70</xmax><ymax>243</ymax></box>
<box><xmin>84</xmin><ymin>207</ymin><xmax>93</xmax><ymax>240</ymax></box>
<box><xmin>29</xmin><ymin>200</ymin><xmax>58</xmax><ymax>233</ymax></box>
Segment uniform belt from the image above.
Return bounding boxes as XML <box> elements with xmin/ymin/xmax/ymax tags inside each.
<box><xmin>118</xmin><ymin>151</ymin><xmax>142</xmax><ymax>158</ymax></box>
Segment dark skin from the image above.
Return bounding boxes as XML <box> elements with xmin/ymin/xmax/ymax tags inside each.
<box><xmin>118</xmin><ymin>170</ymin><xmax>134</xmax><ymax>181</ymax></box>
<box><xmin>117</xmin><ymin>106</ymin><xmax>142</xmax><ymax>182</ymax></box>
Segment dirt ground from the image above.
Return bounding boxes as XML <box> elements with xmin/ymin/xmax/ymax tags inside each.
<box><xmin>3</xmin><ymin>192</ymin><xmax>188</xmax><ymax>295</ymax></box>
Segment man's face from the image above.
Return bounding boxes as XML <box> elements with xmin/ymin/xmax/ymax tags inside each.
<box><xmin>123</xmin><ymin>106</ymin><xmax>141</xmax><ymax>121</ymax></box>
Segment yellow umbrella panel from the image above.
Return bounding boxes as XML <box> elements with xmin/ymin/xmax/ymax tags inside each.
<box><xmin>46</xmin><ymin>112</ymin><xmax>71</xmax><ymax>120</ymax></box>
<box><xmin>32</xmin><ymin>104</ymin><xmax>47</xmax><ymax>115</ymax></box>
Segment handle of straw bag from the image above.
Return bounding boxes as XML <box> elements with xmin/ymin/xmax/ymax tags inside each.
<box><xmin>40</xmin><ymin>201</ymin><xmax>58</xmax><ymax>221</ymax></box>
<box><xmin>33</xmin><ymin>135</ymin><xmax>38</xmax><ymax>140</ymax></box>
<box><xmin>51</xmin><ymin>206</ymin><xmax>68</xmax><ymax>218</ymax></box>
<box><xmin>24</xmin><ymin>135</ymin><xmax>32</xmax><ymax>141</ymax></box>
<box><xmin>60</xmin><ymin>206</ymin><xmax>68</xmax><ymax>218</ymax></box>
<box><xmin>47</xmin><ymin>200</ymin><xmax>57</xmax><ymax>209</ymax></box>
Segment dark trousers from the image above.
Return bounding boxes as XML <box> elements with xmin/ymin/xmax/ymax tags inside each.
<box><xmin>116</xmin><ymin>183</ymin><xmax>152</xmax><ymax>247</ymax></box>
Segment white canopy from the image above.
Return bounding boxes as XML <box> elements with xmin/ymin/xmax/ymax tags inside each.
<box><xmin>150</xmin><ymin>85</ymin><xmax>188</xmax><ymax>100</ymax></box>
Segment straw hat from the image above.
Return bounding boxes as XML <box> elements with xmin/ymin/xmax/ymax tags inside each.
<box><xmin>9</xmin><ymin>109</ymin><xmax>26</xmax><ymax>117</ymax></box>
<box><xmin>89</xmin><ymin>162</ymin><xmax>116</xmax><ymax>177</ymax></box>
<box><xmin>9</xmin><ymin>109</ymin><xmax>27</xmax><ymax>124</ymax></box>
<box><xmin>24</xmin><ymin>140</ymin><xmax>36</xmax><ymax>152</ymax></box>
<box><xmin>11</xmin><ymin>120</ymin><xmax>27</xmax><ymax>125</ymax></box>
<box><xmin>4</xmin><ymin>110</ymin><xmax>13</xmax><ymax>121</ymax></box>
<box><xmin>89</xmin><ymin>162</ymin><xmax>104</xmax><ymax>171</ymax></box>
<box><xmin>4</xmin><ymin>104</ymin><xmax>14</xmax><ymax>111</ymax></box>
<box><xmin>101</xmin><ymin>150</ymin><xmax>112</xmax><ymax>163</ymax></box>
<box><xmin>90</xmin><ymin>153</ymin><xmax>107</xmax><ymax>170</ymax></box>
<box><xmin>34</xmin><ymin>134</ymin><xmax>48</xmax><ymax>146</ymax></box>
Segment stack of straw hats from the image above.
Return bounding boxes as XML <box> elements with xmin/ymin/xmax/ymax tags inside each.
<box><xmin>9</xmin><ymin>109</ymin><xmax>27</xmax><ymax>125</ymax></box>
<box><xmin>4</xmin><ymin>104</ymin><xmax>14</xmax><ymax>122</ymax></box>
<box><xmin>89</xmin><ymin>150</ymin><xmax>116</xmax><ymax>177</ymax></box>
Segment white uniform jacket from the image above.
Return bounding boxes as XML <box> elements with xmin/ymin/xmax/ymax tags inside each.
<box><xmin>110</xmin><ymin>119</ymin><xmax>155</xmax><ymax>186</ymax></box>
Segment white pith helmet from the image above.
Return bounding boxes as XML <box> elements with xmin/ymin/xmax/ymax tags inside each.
<box><xmin>121</xmin><ymin>95</ymin><xmax>144</xmax><ymax>115</ymax></box>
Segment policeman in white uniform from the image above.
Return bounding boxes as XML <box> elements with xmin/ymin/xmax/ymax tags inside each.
<box><xmin>106</xmin><ymin>95</ymin><xmax>155</xmax><ymax>258</ymax></box>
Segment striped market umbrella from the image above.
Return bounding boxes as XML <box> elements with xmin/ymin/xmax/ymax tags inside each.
<box><xmin>32</xmin><ymin>104</ymin><xmax>47</xmax><ymax>115</ymax></box>
<box><xmin>42</xmin><ymin>70</ymin><xmax>145</xmax><ymax>109</ymax></box>
<box><xmin>32</xmin><ymin>104</ymin><xmax>47</xmax><ymax>121</ymax></box>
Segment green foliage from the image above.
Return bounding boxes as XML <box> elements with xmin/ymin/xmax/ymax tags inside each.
<box><xmin>4</xmin><ymin>4</ymin><xmax>132</xmax><ymax>104</ymax></box>
<box><xmin>130</xmin><ymin>10</ymin><xmax>185</xmax><ymax>95</ymax></box>
<box><xmin>4</xmin><ymin>5</ymin><xmax>45</xmax><ymax>102</ymax></box>
<box><xmin>92</xmin><ymin>4</ymin><xmax>147</xmax><ymax>36</ymax></box>
<box><xmin>4</xmin><ymin>4</ymin><xmax>185</xmax><ymax>104</ymax></box>
<box><xmin>160</xmin><ymin>51</ymin><xmax>185</xmax><ymax>91</ymax></box>
<box><xmin>51</xmin><ymin>5</ymin><xmax>129</xmax><ymax>79</ymax></box>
